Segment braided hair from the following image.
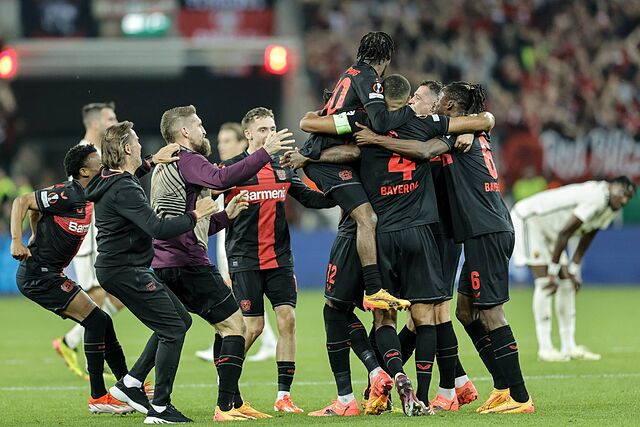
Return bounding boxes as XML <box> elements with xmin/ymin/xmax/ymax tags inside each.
<box><xmin>444</xmin><ymin>82</ymin><xmax>486</xmax><ymax>114</ymax></box>
<box><xmin>356</xmin><ymin>31</ymin><xmax>394</xmax><ymax>65</ymax></box>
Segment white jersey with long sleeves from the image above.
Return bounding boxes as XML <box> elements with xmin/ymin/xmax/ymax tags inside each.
<box><xmin>72</xmin><ymin>139</ymin><xmax>100</xmax><ymax>290</ymax></box>
<box><xmin>511</xmin><ymin>181</ymin><xmax>618</xmax><ymax>266</ymax></box>
<box><xmin>512</xmin><ymin>181</ymin><xmax>616</xmax><ymax>239</ymax></box>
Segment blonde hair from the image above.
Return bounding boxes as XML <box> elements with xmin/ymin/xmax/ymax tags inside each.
<box><xmin>160</xmin><ymin>105</ymin><xmax>197</xmax><ymax>144</ymax></box>
<box><xmin>241</xmin><ymin>107</ymin><xmax>274</xmax><ymax>130</ymax></box>
<box><xmin>102</xmin><ymin>121</ymin><xmax>133</xmax><ymax>169</ymax></box>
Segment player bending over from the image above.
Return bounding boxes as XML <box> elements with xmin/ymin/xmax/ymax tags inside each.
<box><xmin>511</xmin><ymin>177</ymin><xmax>635</xmax><ymax>362</ymax></box>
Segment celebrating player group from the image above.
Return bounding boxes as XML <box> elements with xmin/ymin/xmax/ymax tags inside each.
<box><xmin>10</xmin><ymin>30</ymin><xmax>636</xmax><ymax>423</ymax></box>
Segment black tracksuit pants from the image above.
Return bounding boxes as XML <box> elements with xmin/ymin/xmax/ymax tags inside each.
<box><xmin>96</xmin><ymin>266</ymin><xmax>192</xmax><ymax>406</ymax></box>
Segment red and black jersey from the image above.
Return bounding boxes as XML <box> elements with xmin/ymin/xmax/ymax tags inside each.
<box><xmin>429</xmin><ymin>158</ymin><xmax>455</xmax><ymax>238</ymax></box>
<box><xmin>352</xmin><ymin>111</ymin><xmax>452</xmax><ymax>233</ymax></box>
<box><xmin>299</xmin><ymin>61</ymin><xmax>414</xmax><ymax>160</ymax></box>
<box><xmin>223</xmin><ymin>152</ymin><xmax>335</xmax><ymax>272</ymax></box>
<box><xmin>438</xmin><ymin>133</ymin><xmax>513</xmax><ymax>243</ymax></box>
<box><xmin>22</xmin><ymin>180</ymin><xmax>92</xmax><ymax>274</ymax></box>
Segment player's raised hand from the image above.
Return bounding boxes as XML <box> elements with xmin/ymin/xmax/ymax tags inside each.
<box><xmin>454</xmin><ymin>133</ymin><xmax>474</xmax><ymax>153</ymax></box>
<box><xmin>281</xmin><ymin>148</ymin><xmax>310</xmax><ymax>171</ymax></box>
<box><xmin>354</xmin><ymin>122</ymin><xmax>379</xmax><ymax>145</ymax></box>
<box><xmin>10</xmin><ymin>238</ymin><xmax>32</xmax><ymax>261</ymax></box>
<box><xmin>153</xmin><ymin>143</ymin><xmax>181</xmax><ymax>164</ymax></box>
<box><xmin>194</xmin><ymin>197</ymin><xmax>218</xmax><ymax>221</ymax></box>
<box><xmin>263</xmin><ymin>128</ymin><xmax>295</xmax><ymax>155</ymax></box>
<box><xmin>225</xmin><ymin>190</ymin><xmax>250</xmax><ymax>219</ymax></box>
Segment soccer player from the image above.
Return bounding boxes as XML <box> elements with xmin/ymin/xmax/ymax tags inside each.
<box><xmin>358</xmin><ymin>81</ymin><xmax>535</xmax><ymax>413</ymax></box>
<box><xmin>54</xmin><ymin>102</ymin><xmax>124</xmax><ymax>379</ymax></box>
<box><xmin>85</xmin><ymin>121</ymin><xmax>220</xmax><ymax>424</ymax></box>
<box><xmin>195</xmin><ymin>122</ymin><xmax>278</xmax><ymax>364</ymax></box>
<box><xmin>299</xmin><ymin>31</ymin><xmax>412</xmax><ymax>311</ymax></box>
<box><xmin>223</xmin><ymin>107</ymin><xmax>336</xmax><ymax>413</ymax></box>
<box><xmin>143</xmin><ymin>105</ymin><xmax>293</xmax><ymax>421</ymax></box>
<box><xmin>294</xmin><ymin>75</ymin><xmax>494</xmax><ymax>416</ymax></box>
<box><xmin>511</xmin><ymin>178</ymin><xmax>635</xmax><ymax>361</ymax></box>
<box><xmin>11</xmin><ymin>144</ymin><xmax>132</xmax><ymax>414</ymax></box>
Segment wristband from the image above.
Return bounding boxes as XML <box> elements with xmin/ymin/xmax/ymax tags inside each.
<box><xmin>547</xmin><ymin>263</ymin><xmax>561</xmax><ymax>277</ymax></box>
<box><xmin>568</xmin><ymin>262</ymin><xmax>580</xmax><ymax>276</ymax></box>
<box><xmin>333</xmin><ymin>113</ymin><xmax>353</xmax><ymax>135</ymax></box>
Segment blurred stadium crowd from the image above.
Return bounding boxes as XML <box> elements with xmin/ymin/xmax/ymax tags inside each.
<box><xmin>2</xmin><ymin>0</ymin><xmax>640</xmax><ymax>233</ymax></box>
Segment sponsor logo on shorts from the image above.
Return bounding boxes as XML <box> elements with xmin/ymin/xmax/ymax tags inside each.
<box><xmin>338</xmin><ymin>170</ymin><xmax>353</xmax><ymax>181</ymax></box>
<box><xmin>276</xmin><ymin>169</ymin><xmax>287</xmax><ymax>180</ymax></box>
<box><xmin>240</xmin><ymin>299</ymin><xmax>251</xmax><ymax>312</ymax></box>
<box><xmin>60</xmin><ymin>280</ymin><xmax>74</xmax><ymax>293</ymax></box>
<box><xmin>146</xmin><ymin>282</ymin><xmax>157</xmax><ymax>291</ymax></box>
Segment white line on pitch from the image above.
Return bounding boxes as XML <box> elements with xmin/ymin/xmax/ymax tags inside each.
<box><xmin>1</xmin><ymin>372</ymin><xmax>639</xmax><ymax>392</ymax></box>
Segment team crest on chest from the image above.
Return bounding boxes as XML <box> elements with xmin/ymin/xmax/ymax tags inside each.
<box><xmin>276</xmin><ymin>169</ymin><xmax>287</xmax><ymax>181</ymax></box>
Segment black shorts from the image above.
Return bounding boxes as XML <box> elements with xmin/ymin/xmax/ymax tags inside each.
<box><xmin>429</xmin><ymin>228</ymin><xmax>462</xmax><ymax>298</ymax></box>
<box><xmin>377</xmin><ymin>225</ymin><xmax>448</xmax><ymax>303</ymax></box>
<box><xmin>231</xmin><ymin>267</ymin><xmax>297</xmax><ymax>316</ymax></box>
<box><xmin>16</xmin><ymin>265</ymin><xmax>82</xmax><ymax>318</ymax></box>
<box><xmin>303</xmin><ymin>163</ymin><xmax>369</xmax><ymax>215</ymax></box>
<box><xmin>324</xmin><ymin>235</ymin><xmax>364</xmax><ymax>308</ymax></box>
<box><xmin>458</xmin><ymin>231</ymin><xmax>514</xmax><ymax>307</ymax></box>
<box><xmin>154</xmin><ymin>265</ymin><xmax>238</xmax><ymax>325</ymax></box>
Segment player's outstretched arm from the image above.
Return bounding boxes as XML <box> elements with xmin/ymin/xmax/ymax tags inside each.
<box><xmin>447</xmin><ymin>112</ymin><xmax>495</xmax><ymax>134</ymax></box>
<box><xmin>299</xmin><ymin>111</ymin><xmax>338</xmax><ymax>134</ymax></box>
<box><xmin>281</xmin><ymin>145</ymin><xmax>361</xmax><ymax>170</ymax></box>
<box><xmin>289</xmin><ymin>174</ymin><xmax>337</xmax><ymax>209</ymax></box>
<box><xmin>354</xmin><ymin>122</ymin><xmax>448</xmax><ymax>161</ymax></box>
<box><xmin>10</xmin><ymin>192</ymin><xmax>39</xmax><ymax>261</ymax></box>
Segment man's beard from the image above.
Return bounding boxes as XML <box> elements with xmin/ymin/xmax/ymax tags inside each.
<box><xmin>192</xmin><ymin>136</ymin><xmax>212</xmax><ymax>156</ymax></box>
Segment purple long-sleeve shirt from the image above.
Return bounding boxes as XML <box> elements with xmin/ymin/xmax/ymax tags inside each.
<box><xmin>151</xmin><ymin>146</ymin><xmax>272</xmax><ymax>268</ymax></box>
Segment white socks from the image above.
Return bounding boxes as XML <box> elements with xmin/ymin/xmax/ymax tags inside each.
<box><xmin>555</xmin><ymin>279</ymin><xmax>576</xmax><ymax>353</ymax></box>
<box><xmin>64</xmin><ymin>323</ymin><xmax>84</xmax><ymax>350</ymax></box>
<box><xmin>454</xmin><ymin>375</ymin><xmax>469</xmax><ymax>388</ymax></box>
<box><xmin>151</xmin><ymin>404</ymin><xmax>166</xmax><ymax>413</ymax></box>
<box><xmin>123</xmin><ymin>374</ymin><xmax>142</xmax><ymax>389</ymax></box>
<box><xmin>437</xmin><ymin>387</ymin><xmax>456</xmax><ymax>400</ymax></box>
<box><xmin>277</xmin><ymin>391</ymin><xmax>290</xmax><ymax>400</ymax></box>
<box><xmin>337</xmin><ymin>393</ymin><xmax>355</xmax><ymax>405</ymax></box>
<box><xmin>533</xmin><ymin>277</ymin><xmax>553</xmax><ymax>352</ymax></box>
<box><xmin>369</xmin><ymin>367</ymin><xmax>383</xmax><ymax>380</ymax></box>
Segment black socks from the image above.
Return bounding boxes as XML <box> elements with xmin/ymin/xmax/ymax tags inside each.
<box><xmin>414</xmin><ymin>325</ymin><xmax>436</xmax><ymax>403</ymax></box>
<box><xmin>362</xmin><ymin>265</ymin><xmax>383</xmax><ymax>296</ymax></box>
<box><xmin>216</xmin><ymin>335</ymin><xmax>246</xmax><ymax>411</ymax></box>
<box><xmin>489</xmin><ymin>325</ymin><xmax>529</xmax><ymax>403</ymax></box>
<box><xmin>82</xmin><ymin>307</ymin><xmax>108</xmax><ymax>399</ymax></box>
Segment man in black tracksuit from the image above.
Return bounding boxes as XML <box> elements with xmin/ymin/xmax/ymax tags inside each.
<box><xmin>85</xmin><ymin>121</ymin><xmax>218</xmax><ymax>424</ymax></box>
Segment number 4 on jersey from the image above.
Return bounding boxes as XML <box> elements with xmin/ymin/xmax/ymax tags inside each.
<box><xmin>388</xmin><ymin>153</ymin><xmax>416</xmax><ymax>181</ymax></box>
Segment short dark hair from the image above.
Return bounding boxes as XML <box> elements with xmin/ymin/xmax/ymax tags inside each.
<box><xmin>419</xmin><ymin>80</ymin><xmax>443</xmax><ymax>95</ymax></box>
<box><xmin>82</xmin><ymin>102</ymin><xmax>115</xmax><ymax>126</ymax></box>
<box><xmin>383</xmin><ymin>74</ymin><xmax>411</xmax><ymax>102</ymax></box>
<box><xmin>356</xmin><ymin>31</ymin><xmax>394</xmax><ymax>65</ymax></box>
<box><xmin>219</xmin><ymin>122</ymin><xmax>246</xmax><ymax>142</ymax></box>
<box><xmin>610</xmin><ymin>175</ymin><xmax>636</xmax><ymax>195</ymax></box>
<box><xmin>64</xmin><ymin>144</ymin><xmax>98</xmax><ymax>179</ymax></box>
<box><xmin>443</xmin><ymin>82</ymin><xmax>486</xmax><ymax>114</ymax></box>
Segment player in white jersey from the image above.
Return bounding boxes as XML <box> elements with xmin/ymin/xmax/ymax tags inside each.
<box><xmin>194</xmin><ymin>122</ymin><xmax>278</xmax><ymax>363</ymax></box>
<box><xmin>511</xmin><ymin>177</ymin><xmax>635</xmax><ymax>362</ymax></box>
<box><xmin>53</xmin><ymin>102</ymin><xmax>124</xmax><ymax>379</ymax></box>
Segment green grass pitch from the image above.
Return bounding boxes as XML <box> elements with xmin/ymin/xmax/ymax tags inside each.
<box><xmin>1</xmin><ymin>287</ymin><xmax>639</xmax><ymax>426</ymax></box>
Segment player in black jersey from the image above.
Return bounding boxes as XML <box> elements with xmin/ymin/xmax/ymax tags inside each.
<box><xmin>299</xmin><ymin>31</ymin><xmax>412</xmax><ymax>312</ymax></box>
<box><xmin>357</xmin><ymin>82</ymin><xmax>535</xmax><ymax>414</ymax></box>
<box><xmin>10</xmin><ymin>144</ymin><xmax>132</xmax><ymax>414</ymax></box>
<box><xmin>288</xmin><ymin>75</ymin><xmax>494</xmax><ymax>416</ymax></box>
